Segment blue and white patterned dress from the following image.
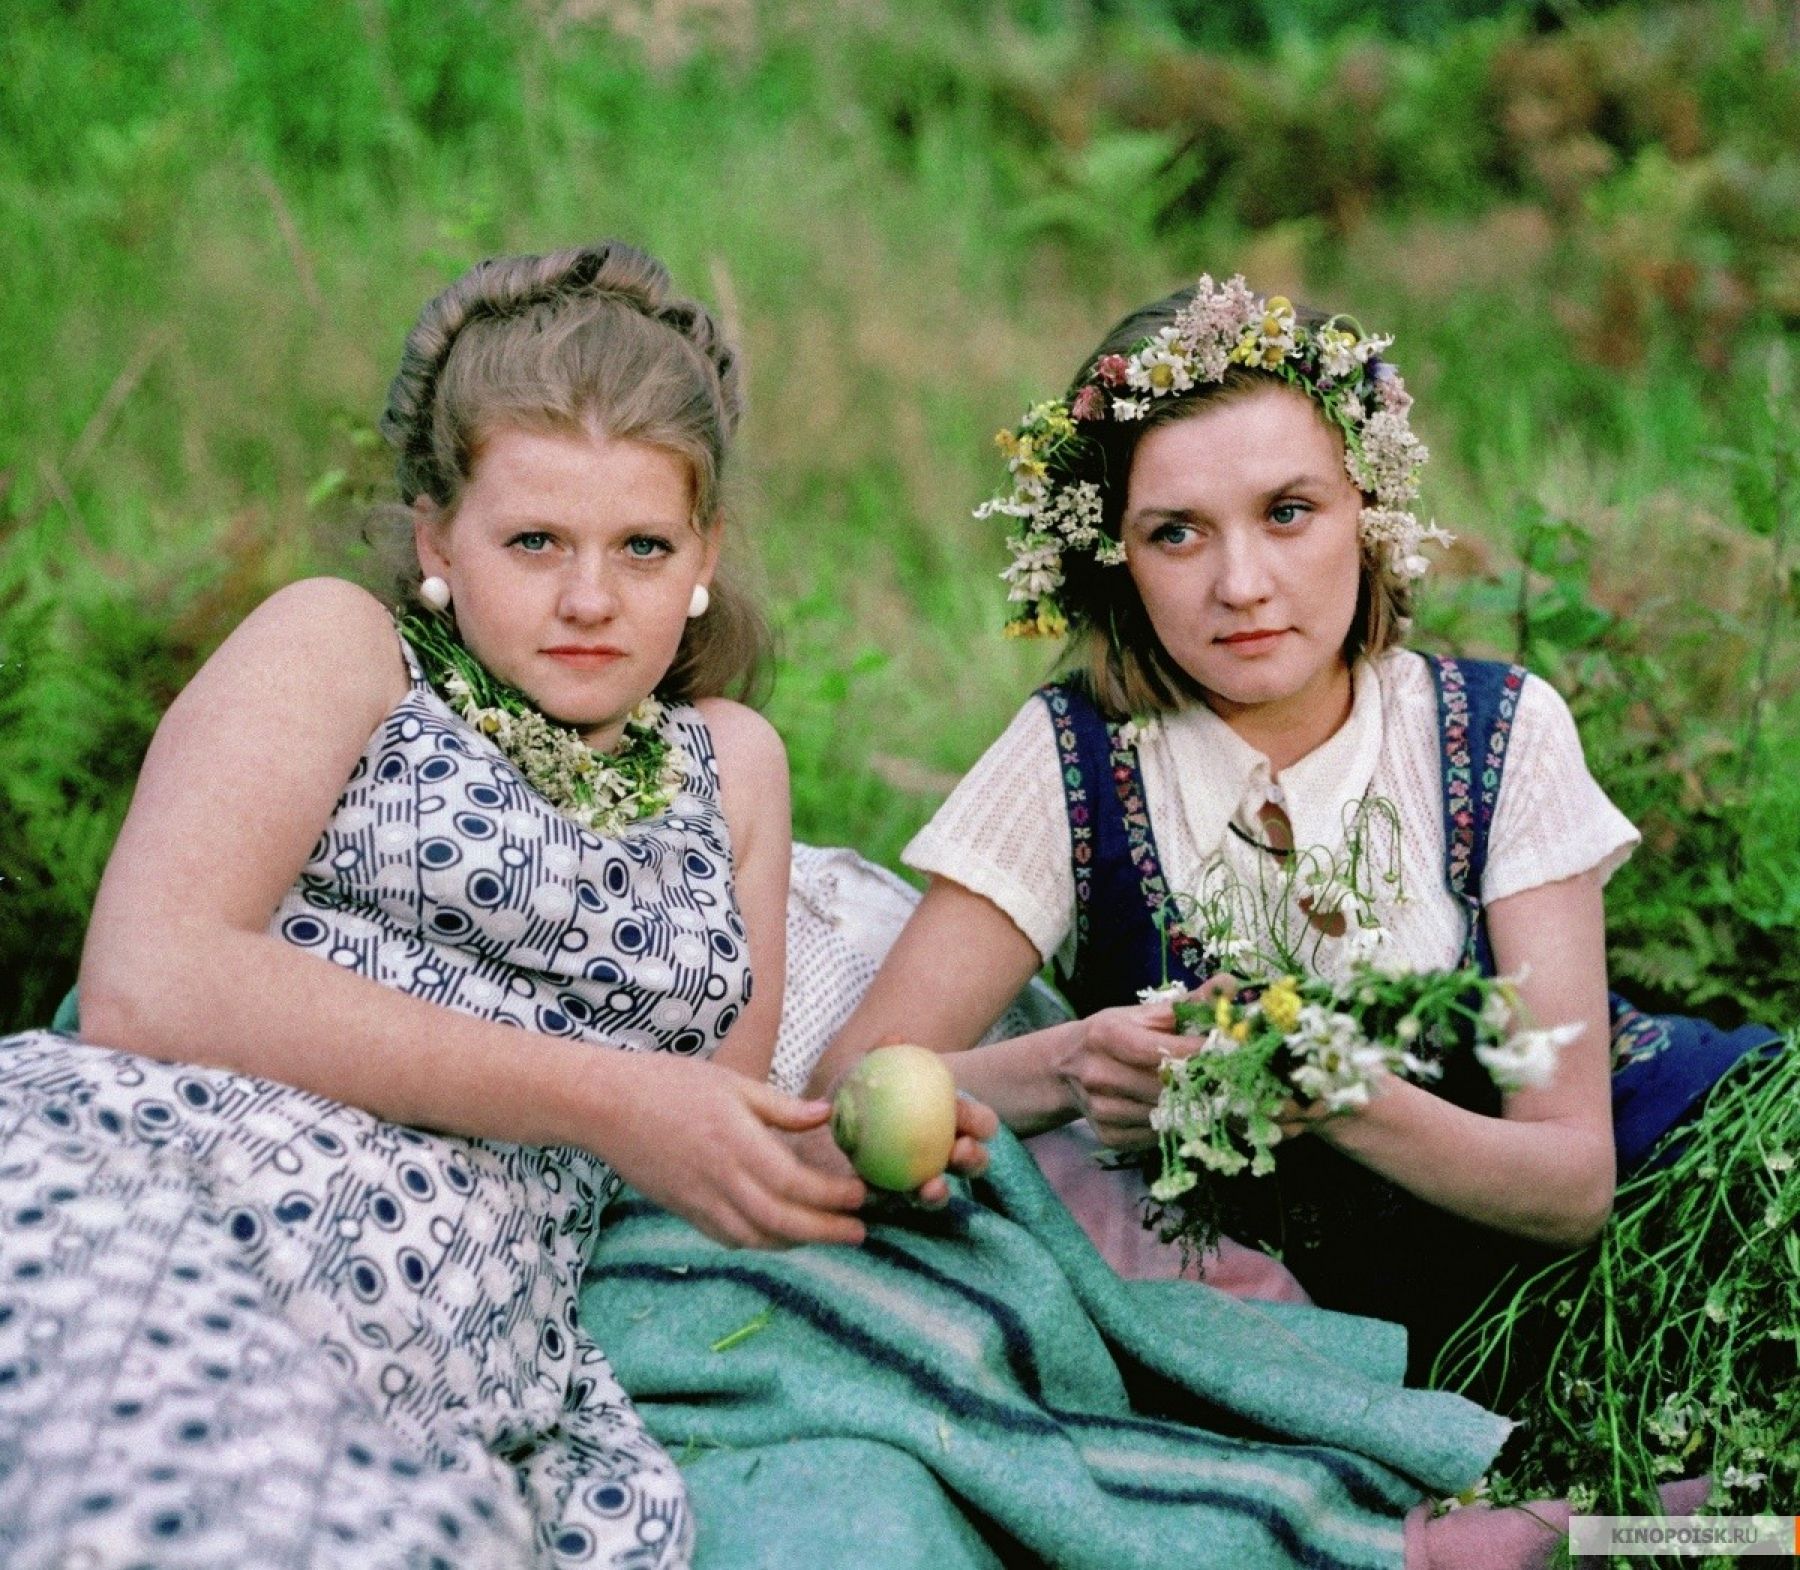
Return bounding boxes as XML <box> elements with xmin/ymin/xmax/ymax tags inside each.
<box><xmin>0</xmin><ymin>632</ymin><xmax>751</xmax><ymax>1570</ymax></box>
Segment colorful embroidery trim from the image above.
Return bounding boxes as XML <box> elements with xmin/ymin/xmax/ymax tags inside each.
<box><xmin>1105</xmin><ymin>728</ymin><xmax>1211</xmax><ymax>985</ymax></box>
<box><xmin>1041</xmin><ymin>685</ymin><xmax>1095</xmax><ymax>961</ymax></box>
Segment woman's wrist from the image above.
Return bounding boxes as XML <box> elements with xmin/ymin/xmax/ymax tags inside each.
<box><xmin>1307</xmin><ymin>1069</ymin><xmax>1417</xmax><ymax>1154</ymax></box>
<box><xmin>945</xmin><ymin>1021</ymin><xmax>1081</xmax><ymax>1134</ymax></box>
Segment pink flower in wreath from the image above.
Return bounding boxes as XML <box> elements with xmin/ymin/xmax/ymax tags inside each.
<box><xmin>1071</xmin><ymin>385</ymin><xmax>1107</xmax><ymax>421</ymax></box>
<box><xmin>1094</xmin><ymin>354</ymin><xmax>1131</xmax><ymax>387</ymax></box>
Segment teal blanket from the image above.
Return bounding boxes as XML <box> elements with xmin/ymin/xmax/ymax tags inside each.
<box><xmin>581</xmin><ymin>1130</ymin><xmax>1511</xmax><ymax>1569</ymax></box>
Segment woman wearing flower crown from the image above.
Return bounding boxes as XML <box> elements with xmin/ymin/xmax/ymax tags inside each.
<box><xmin>804</xmin><ymin>276</ymin><xmax>1784</xmax><ymax>1385</ymax></box>
<box><xmin>0</xmin><ymin>240</ymin><xmax>882</xmax><ymax>1569</ymax></box>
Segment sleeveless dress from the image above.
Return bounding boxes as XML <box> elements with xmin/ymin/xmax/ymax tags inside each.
<box><xmin>1040</xmin><ymin>653</ymin><xmax>1783</xmax><ymax>1377</ymax></box>
<box><xmin>0</xmin><ymin>632</ymin><xmax>751</xmax><ymax>1570</ymax></box>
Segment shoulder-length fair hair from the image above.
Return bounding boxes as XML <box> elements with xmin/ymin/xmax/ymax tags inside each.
<box><xmin>1052</xmin><ymin>285</ymin><xmax>1411</xmax><ymax>720</ymax></box>
<box><xmin>374</xmin><ymin>239</ymin><xmax>770</xmax><ymax>705</ymax></box>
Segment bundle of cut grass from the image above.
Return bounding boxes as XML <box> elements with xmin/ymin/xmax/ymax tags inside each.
<box><xmin>1433</xmin><ymin>1039</ymin><xmax>1798</xmax><ymax>1533</ymax></box>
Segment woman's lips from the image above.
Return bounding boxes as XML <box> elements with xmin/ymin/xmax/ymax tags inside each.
<box><xmin>543</xmin><ymin>647</ymin><xmax>626</xmax><ymax>666</ymax></box>
<box><xmin>1217</xmin><ymin>629</ymin><xmax>1287</xmax><ymax>653</ymax></box>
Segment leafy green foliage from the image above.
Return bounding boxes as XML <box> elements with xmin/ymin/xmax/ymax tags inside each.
<box><xmin>1422</xmin><ymin>344</ymin><xmax>1800</xmax><ymax>1027</ymax></box>
<box><xmin>0</xmin><ymin>500</ymin><xmax>295</xmax><ymax>1027</ymax></box>
<box><xmin>0</xmin><ymin>0</ymin><xmax>1795</xmax><ymax>1039</ymax></box>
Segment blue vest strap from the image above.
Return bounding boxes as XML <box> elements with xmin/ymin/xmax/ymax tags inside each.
<box><xmin>1037</xmin><ymin>682</ymin><xmax>1208</xmax><ymax>1014</ymax></box>
<box><xmin>1422</xmin><ymin>653</ymin><xmax>1527</xmax><ymax>975</ymax></box>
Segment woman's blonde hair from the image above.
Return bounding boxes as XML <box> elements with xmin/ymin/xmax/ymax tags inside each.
<box><xmin>376</xmin><ymin>240</ymin><xmax>769</xmax><ymax>703</ymax></box>
<box><xmin>1054</xmin><ymin>285</ymin><xmax>1411</xmax><ymax>719</ymax></box>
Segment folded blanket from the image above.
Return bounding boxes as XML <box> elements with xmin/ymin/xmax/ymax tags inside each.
<box><xmin>581</xmin><ymin>1129</ymin><xmax>1511</xmax><ymax>1570</ymax></box>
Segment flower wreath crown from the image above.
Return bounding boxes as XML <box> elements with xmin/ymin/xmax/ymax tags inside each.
<box><xmin>977</xmin><ymin>274</ymin><xmax>1452</xmax><ymax>637</ymax></box>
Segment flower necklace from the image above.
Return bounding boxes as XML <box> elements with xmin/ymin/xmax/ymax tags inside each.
<box><xmin>398</xmin><ymin>611</ymin><xmax>685</xmax><ymax>835</ymax></box>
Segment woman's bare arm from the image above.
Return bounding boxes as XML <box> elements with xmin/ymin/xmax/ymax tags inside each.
<box><xmin>807</xmin><ymin>875</ymin><xmax>1191</xmax><ymax>1141</ymax></box>
<box><xmin>696</xmin><ymin>697</ymin><xmax>791</xmax><ymax>1083</ymax></box>
<box><xmin>1301</xmin><ymin>870</ymin><xmax>1616</xmax><ymax>1248</ymax></box>
<box><xmin>76</xmin><ymin>578</ymin><xmax>865</xmax><ymax>1247</ymax></box>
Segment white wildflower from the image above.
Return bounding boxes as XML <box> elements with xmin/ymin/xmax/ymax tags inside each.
<box><xmin>1041</xmin><ymin>479</ymin><xmax>1105</xmax><ymax>546</ymax></box>
<box><xmin>1437</xmin><ymin>1478</ymin><xmax>1491</xmax><ymax>1513</ymax></box>
<box><xmin>1346</xmin><ymin>411</ymin><xmax>1428</xmax><ymax>505</ymax></box>
<box><xmin>1339</xmin><ymin>924</ymin><xmax>1392</xmax><ymax>966</ymax></box>
<box><xmin>1357</xmin><ymin>507</ymin><xmax>1448</xmax><ymax>582</ymax></box>
<box><xmin>1287</xmin><ymin>1004</ymin><xmax>1389</xmax><ymax>1112</ymax></box>
<box><xmin>973</xmin><ymin>495</ymin><xmax>1038</xmax><ymax>521</ymax></box>
<box><xmin>1170</xmin><ymin>273</ymin><xmax>1261</xmax><ymax>381</ymax></box>
<box><xmin>1645</xmin><ymin>1396</ymin><xmax>1697</xmax><ymax>1446</ymax></box>
<box><xmin>1148</xmin><ymin>1168</ymin><xmax>1198</xmax><ymax>1201</ymax></box>
<box><xmin>1479</xmin><ymin>988</ymin><xmax>1515</xmax><ymax>1036</ymax></box>
<box><xmin>1196</xmin><ymin>1027</ymin><xmax>1238</xmax><ymax>1057</ymax></box>
<box><xmin>1318</xmin><ymin>327</ymin><xmax>1362</xmax><ymax>382</ymax></box>
<box><xmin>1137</xmin><ymin>980</ymin><xmax>1189</xmax><ymax>1005</ymax></box>
<box><xmin>1001</xmin><ymin>536</ymin><xmax>1064</xmax><ymax>602</ymax></box>
<box><xmin>1118</xmin><ymin>715</ymin><xmax>1163</xmax><ymax>749</ymax></box>
<box><xmin>1476</xmin><ymin>1022</ymin><xmax>1583</xmax><ymax>1091</ymax></box>
<box><xmin>1244</xmin><ymin>296</ymin><xmax>1298</xmax><ymax>367</ymax></box>
<box><xmin>1126</xmin><ymin>329</ymin><xmax>1196</xmax><ymax>397</ymax></box>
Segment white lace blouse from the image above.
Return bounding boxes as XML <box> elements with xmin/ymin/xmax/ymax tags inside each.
<box><xmin>902</xmin><ymin>649</ymin><xmax>1641</xmax><ymax>984</ymax></box>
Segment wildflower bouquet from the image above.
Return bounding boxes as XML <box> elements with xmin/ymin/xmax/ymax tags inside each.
<box><xmin>1144</xmin><ymin>966</ymin><xmax>1579</xmax><ymax>1253</ymax></box>
<box><xmin>1135</xmin><ymin>792</ymin><xmax>1580</xmax><ymax>1253</ymax></box>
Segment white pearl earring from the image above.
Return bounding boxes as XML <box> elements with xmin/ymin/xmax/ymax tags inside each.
<box><xmin>687</xmin><ymin>583</ymin><xmax>711</xmax><ymax>619</ymax></box>
<box><xmin>419</xmin><ymin>576</ymin><xmax>452</xmax><ymax>613</ymax></box>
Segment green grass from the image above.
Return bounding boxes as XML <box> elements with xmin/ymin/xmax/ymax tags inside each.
<box><xmin>2</xmin><ymin>0</ymin><xmax>1796</xmax><ymax>1039</ymax></box>
<box><xmin>1434</xmin><ymin>1041</ymin><xmax>1799</xmax><ymax>1542</ymax></box>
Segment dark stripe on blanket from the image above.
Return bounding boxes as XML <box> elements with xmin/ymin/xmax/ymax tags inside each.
<box><xmin>855</xmin><ymin>1232</ymin><xmax>1050</xmax><ymax>1400</ymax></box>
<box><xmin>858</xmin><ymin>1227</ymin><xmax>1408</xmax><ymax>1517</ymax></box>
<box><xmin>1054</xmin><ymin>1410</ymin><xmax>1407</xmax><ymax>1517</ymax></box>
<box><xmin>585</xmin><ymin>1257</ymin><xmax>1066</xmax><ymax>1437</ymax></box>
<box><xmin>595</xmin><ymin>1207</ymin><xmax>1408</xmax><ymax>1513</ymax></box>
<box><xmin>1090</xmin><ymin>1483</ymin><xmax>1381</xmax><ymax>1570</ymax></box>
<box><xmin>586</xmin><ymin>1257</ymin><xmax>1400</xmax><ymax>1569</ymax></box>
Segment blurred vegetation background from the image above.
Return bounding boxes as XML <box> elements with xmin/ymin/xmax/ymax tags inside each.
<box><xmin>2</xmin><ymin>0</ymin><xmax>1796</xmax><ymax>1034</ymax></box>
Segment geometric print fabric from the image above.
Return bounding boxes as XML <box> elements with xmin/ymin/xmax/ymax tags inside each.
<box><xmin>0</xmin><ymin>633</ymin><xmax>751</xmax><ymax>1569</ymax></box>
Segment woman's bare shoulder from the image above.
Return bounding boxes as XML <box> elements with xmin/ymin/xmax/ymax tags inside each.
<box><xmin>691</xmin><ymin>697</ymin><xmax>788</xmax><ymax>776</ymax></box>
<box><xmin>206</xmin><ymin>578</ymin><xmax>410</xmax><ymax>712</ymax></box>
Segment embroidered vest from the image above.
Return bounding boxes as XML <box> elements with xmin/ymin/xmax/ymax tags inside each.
<box><xmin>1039</xmin><ymin>655</ymin><xmax>1781</xmax><ymax>1372</ymax></box>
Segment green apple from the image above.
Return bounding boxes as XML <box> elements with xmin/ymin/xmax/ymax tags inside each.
<box><xmin>830</xmin><ymin>1044</ymin><xmax>958</xmax><ymax>1191</ymax></box>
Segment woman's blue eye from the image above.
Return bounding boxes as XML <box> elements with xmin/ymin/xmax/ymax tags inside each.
<box><xmin>1152</xmin><ymin>523</ymin><xmax>1194</xmax><ymax>546</ymax></box>
<box><xmin>1270</xmin><ymin>503</ymin><xmax>1308</xmax><ymax>527</ymax></box>
<box><xmin>510</xmin><ymin>531</ymin><xmax>553</xmax><ymax>552</ymax></box>
<box><xmin>626</xmin><ymin>535</ymin><xmax>672</xmax><ymax>559</ymax></box>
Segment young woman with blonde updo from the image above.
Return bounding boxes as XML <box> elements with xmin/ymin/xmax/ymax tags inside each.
<box><xmin>0</xmin><ymin>240</ymin><xmax>907</xmax><ymax>1569</ymax></box>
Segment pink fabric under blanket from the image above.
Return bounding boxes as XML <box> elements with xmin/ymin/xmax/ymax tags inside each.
<box><xmin>1022</xmin><ymin>1125</ymin><xmax>1712</xmax><ymax>1570</ymax></box>
<box><xmin>1021</xmin><ymin>1123</ymin><xmax>1313</xmax><ymax>1301</ymax></box>
<box><xmin>1404</xmin><ymin>1477</ymin><xmax>1712</xmax><ymax>1570</ymax></box>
